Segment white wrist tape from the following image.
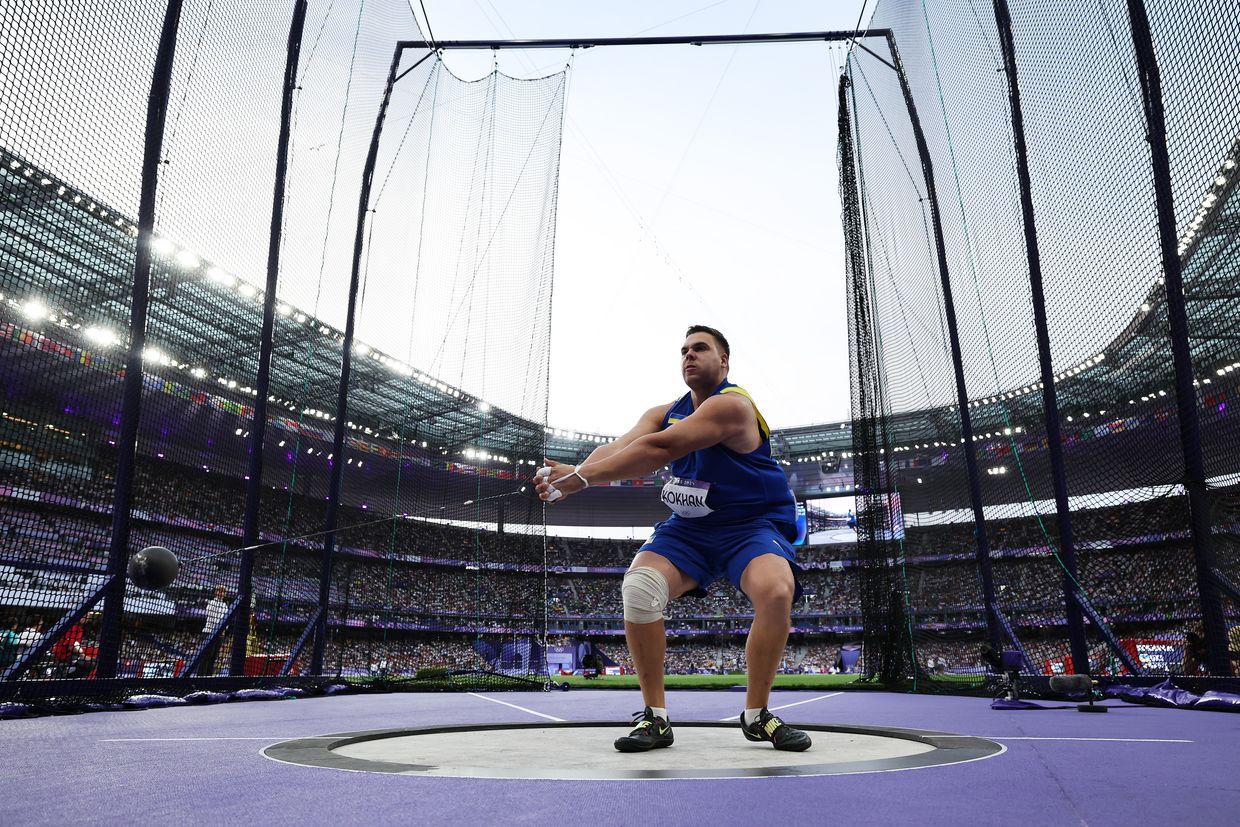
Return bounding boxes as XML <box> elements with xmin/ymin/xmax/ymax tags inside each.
<box><xmin>536</xmin><ymin>464</ymin><xmax>589</xmax><ymax>503</ymax></box>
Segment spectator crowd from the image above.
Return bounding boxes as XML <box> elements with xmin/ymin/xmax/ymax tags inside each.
<box><xmin>3</xmin><ymin>450</ymin><xmax>1238</xmax><ymax>679</ymax></box>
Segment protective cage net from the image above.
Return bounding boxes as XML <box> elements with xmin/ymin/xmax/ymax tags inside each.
<box><xmin>324</xmin><ymin>56</ymin><xmax>565</xmax><ymax>691</ymax></box>
<box><xmin>843</xmin><ymin>0</ymin><xmax>1240</xmax><ymax>692</ymax></box>
<box><xmin>0</xmin><ymin>1</ymin><xmax>566</xmax><ymax>712</ymax></box>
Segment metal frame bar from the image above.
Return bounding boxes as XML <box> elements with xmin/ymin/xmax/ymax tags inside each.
<box><xmin>282</xmin><ymin>606</ymin><xmax>322</xmax><ymax>676</ymax></box>
<box><xmin>1125</xmin><ymin>0</ymin><xmax>1232</xmax><ymax>676</ymax></box>
<box><xmin>1214</xmin><ymin>567</ymin><xmax>1240</xmax><ymax>605</ymax></box>
<box><xmin>231</xmin><ymin>0</ymin><xmax>309</xmax><ymax>678</ymax></box>
<box><xmin>992</xmin><ymin>0</ymin><xmax>1093</xmax><ymax>675</ymax></box>
<box><xmin>1070</xmin><ymin>585</ymin><xmax>1142</xmax><ymax>674</ymax></box>
<box><xmin>2</xmin><ymin>578</ymin><xmax>113</xmax><ymax>682</ymax></box>
<box><xmin>187</xmin><ymin>595</ymin><xmax>244</xmax><ymax>676</ymax></box>
<box><xmin>992</xmin><ymin>607</ymin><xmax>1036</xmax><ymax>674</ymax></box>
<box><xmin>395</xmin><ymin>31</ymin><xmax>892</xmax><ymax>51</ymax></box>
<box><xmin>96</xmin><ymin>0</ymin><xmax>184</xmax><ymax>679</ymax></box>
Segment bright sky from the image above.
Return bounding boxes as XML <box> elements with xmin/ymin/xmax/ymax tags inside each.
<box><xmin>414</xmin><ymin>1</ymin><xmax>869</xmax><ymax>435</ymax></box>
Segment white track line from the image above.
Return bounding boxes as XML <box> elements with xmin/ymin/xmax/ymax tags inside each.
<box><xmin>100</xmin><ymin>737</ymin><xmax>329</xmax><ymax>742</ymax></box>
<box><xmin>467</xmin><ymin>691</ymin><xmax>564</xmax><ymax>722</ymax></box>
<box><xmin>717</xmin><ymin>692</ymin><xmax>843</xmax><ymax>721</ymax></box>
<box><xmin>770</xmin><ymin>692</ymin><xmax>844</xmax><ymax>712</ymax></box>
<box><xmin>982</xmin><ymin>736</ymin><xmax>1193</xmax><ymax>743</ymax></box>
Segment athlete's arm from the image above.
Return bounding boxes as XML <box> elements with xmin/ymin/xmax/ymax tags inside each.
<box><xmin>580</xmin><ymin>403</ymin><xmax>670</xmax><ymax>466</ymax></box>
<box><xmin>532</xmin><ymin>403</ymin><xmax>668</xmax><ymax>503</ymax></box>
<box><xmin>535</xmin><ymin>395</ymin><xmax>753</xmax><ymax>502</ymax></box>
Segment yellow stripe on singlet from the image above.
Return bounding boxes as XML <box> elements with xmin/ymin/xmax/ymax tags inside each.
<box><xmin>719</xmin><ymin>386</ymin><xmax>770</xmax><ymax>441</ymax></box>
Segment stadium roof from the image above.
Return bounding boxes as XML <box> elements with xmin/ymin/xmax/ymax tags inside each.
<box><xmin>839</xmin><ymin>136</ymin><xmax>1240</xmax><ymax>456</ymax></box>
<box><xmin>1</xmin><ymin>138</ymin><xmax>1237</xmax><ymax>474</ymax></box>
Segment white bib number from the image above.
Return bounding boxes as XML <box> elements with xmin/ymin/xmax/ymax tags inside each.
<box><xmin>660</xmin><ymin>477</ymin><xmax>713</xmax><ymax>518</ymax></box>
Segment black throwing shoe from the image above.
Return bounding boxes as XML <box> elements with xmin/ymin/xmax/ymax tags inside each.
<box><xmin>739</xmin><ymin>707</ymin><xmax>812</xmax><ymax>751</ymax></box>
<box><xmin>614</xmin><ymin>707</ymin><xmax>674</xmax><ymax>752</ymax></box>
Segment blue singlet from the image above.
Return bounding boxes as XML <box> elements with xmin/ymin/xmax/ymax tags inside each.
<box><xmin>640</xmin><ymin>379</ymin><xmax>801</xmax><ymax>598</ymax></box>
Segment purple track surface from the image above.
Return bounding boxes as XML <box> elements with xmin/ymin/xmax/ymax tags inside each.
<box><xmin>3</xmin><ymin>690</ymin><xmax>1237</xmax><ymax>825</ymax></box>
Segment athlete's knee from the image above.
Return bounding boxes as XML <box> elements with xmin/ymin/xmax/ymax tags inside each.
<box><xmin>747</xmin><ymin>574</ymin><xmax>795</xmax><ymax>611</ymax></box>
<box><xmin>622</xmin><ymin>566</ymin><xmax>670</xmax><ymax>624</ymax></box>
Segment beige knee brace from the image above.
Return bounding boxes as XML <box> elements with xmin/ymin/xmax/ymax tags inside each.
<box><xmin>622</xmin><ymin>567</ymin><xmax>670</xmax><ymax>623</ymax></box>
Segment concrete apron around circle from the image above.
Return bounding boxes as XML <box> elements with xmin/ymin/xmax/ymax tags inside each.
<box><xmin>262</xmin><ymin>722</ymin><xmax>1004</xmax><ymax>780</ymax></box>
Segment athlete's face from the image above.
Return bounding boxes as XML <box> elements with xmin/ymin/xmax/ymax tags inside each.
<box><xmin>680</xmin><ymin>332</ymin><xmax>727</xmax><ymax>389</ymax></box>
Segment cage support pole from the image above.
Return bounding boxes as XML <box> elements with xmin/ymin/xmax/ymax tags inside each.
<box><xmin>991</xmin><ymin>0</ymin><xmax>1092</xmax><ymax>675</ymax></box>
<box><xmin>97</xmin><ymin>0</ymin><xmax>184</xmax><ymax>679</ymax></box>
<box><xmin>1125</xmin><ymin>0</ymin><xmax>1232</xmax><ymax>676</ymax></box>
<box><xmin>311</xmin><ymin>46</ymin><xmax>434</xmax><ymax>674</ymax></box>
<box><xmin>230</xmin><ymin>0</ymin><xmax>309</xmax><ymax>678</ymax></box>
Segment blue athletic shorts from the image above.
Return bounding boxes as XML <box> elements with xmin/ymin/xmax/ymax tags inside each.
<box><xmin>637</xmin><ymin>516</ymin><xmax>803</xmax><ymax>600</ymax></box>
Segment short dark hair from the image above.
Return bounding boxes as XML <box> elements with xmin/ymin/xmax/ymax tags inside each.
<box><xmin>685</xmin><ymin>325</ymin><xmax>730</xmax><ymax>357</ymax></box>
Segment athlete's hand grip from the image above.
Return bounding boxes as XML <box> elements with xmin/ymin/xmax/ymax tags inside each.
<box><xmin>536</xmin><ymin>465</ymin><xmax>564</xmax><ymax>502</ymax></box>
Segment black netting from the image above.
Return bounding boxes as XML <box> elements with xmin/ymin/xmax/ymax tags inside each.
<box><xmin>7</xmin><ymin>3</ymin><xmax>1238</xmax><ymax>715</ymax></box>
<box><xmin>331</xmin><ymin>55</ymin><xmax>566</xmax><ymax>689</ymax></box>
<box><xmin>0</xmin><ymin>2</ymin><xmax>568</xmax><ymax>711</ymax></box>
<box><xmin>1151</xmin><ymin>0</ymin><xmax>1240</xmax><ymax>679</ymax></box>
<box><xmin>1</xmin><ymin>1</ymin><xmax>167</xmax><ymax>698</ymax></box>
<box><xmin>844</xmin><ymin>0</ymin><xmax>1240</xmax><ymax>690</ymax></box>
